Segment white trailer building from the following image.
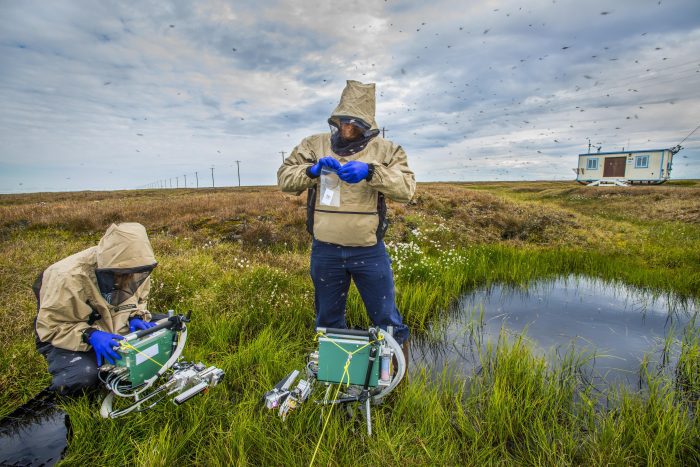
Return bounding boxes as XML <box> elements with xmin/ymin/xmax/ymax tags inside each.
<box><xmin>574</xmin><ymin>148</ymin><xmax>678</xmax><ymax>186</ymax></box>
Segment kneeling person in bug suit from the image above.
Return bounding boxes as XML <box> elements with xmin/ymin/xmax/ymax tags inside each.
<box><xmin>33</xmin><ymin>223</ymin><xmax>158</xmax><ymax>395</ymax></box>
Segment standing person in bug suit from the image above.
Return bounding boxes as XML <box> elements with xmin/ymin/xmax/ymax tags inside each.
<box><xmin>33</xmin><ymin>222</ymin><xmax>158</xmax><ymax>395</ymax></box>
<box><xmin>277</xmin><ymin>80</ymin><xmax>415</xmax><ymax>365</ymax></box>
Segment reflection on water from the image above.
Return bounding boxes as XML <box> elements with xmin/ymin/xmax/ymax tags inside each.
<box><xmin>413</xmin><ymin>275</ymin><xmax>698</xmax><ymax>389</ymax></box>
<box><xmin>0</xmin><ymin>390</ymin><xmax>69</xmax><ymax>466</ymax></box>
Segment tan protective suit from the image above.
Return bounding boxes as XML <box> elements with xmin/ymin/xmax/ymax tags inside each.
<box><xmin>277</xmin><ymin>80</ymin><xmax>416</xmax><ymax>246</ymax></box>
<box><xmin>35</xmin><ymin>223</ymin><xmax>156</xmax><ymax>352</ymax></box>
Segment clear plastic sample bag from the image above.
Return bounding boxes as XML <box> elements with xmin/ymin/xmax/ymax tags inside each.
<box><xmin>319</xmin><ymin>167</ymin><xmax>341</xmax><ymax>207</ymax></box>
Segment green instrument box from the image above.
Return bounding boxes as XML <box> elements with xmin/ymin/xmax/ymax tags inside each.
<box><xmin>317</xmin><ymin>335</ymin><xmax>379</xmax><ymax>387</ymax></box>
<box><xmin>116</xmin><ymin>328</ymin><xmax>176</xmax><ymax>387</ymax></box>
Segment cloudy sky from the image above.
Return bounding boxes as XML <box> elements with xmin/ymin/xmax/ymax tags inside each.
<box><xmin>1</xmin><ymin>0</ymin><xmax>699</xmax><ymax>193</ymax></box>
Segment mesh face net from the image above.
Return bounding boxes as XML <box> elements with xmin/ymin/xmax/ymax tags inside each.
<box><xmin>96</xmin><ymin>265</ymin><xmax>156</xmax><ymax>306</ymax></box>
<box><xmin>328</xmin><ymin>116</ymin><xmax>379</xmax><ymax>156</ymax></box>
<box><xmin>329</xmin><ymin>116</ymin><xmax>372</xmax><ymax>138</ymax></box>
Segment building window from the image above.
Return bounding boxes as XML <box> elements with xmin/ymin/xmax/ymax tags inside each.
<box><xmin>635</xmin><ymin>155</ymin><xmax>649</xmax><ymax>168</ymax></box>
<box><xmin>586</xmin><ymin>158</ymin><xmax>598</xmax><ymax>170</ymax></box>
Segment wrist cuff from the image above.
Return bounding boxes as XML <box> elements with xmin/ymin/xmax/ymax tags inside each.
<box><xmin>366</xmin><ymin>163</ymin><xmax>376</xmax><ymax>182</ymax></box>
<box><xmin>306</xmin><ymin>166</ymin><xmax>319</xmax><ymax>179</ymax></box>
<box><xmin>82</xmin><ymin>327</ymin><xmax>97</xmax><ymax>344</ymax></box>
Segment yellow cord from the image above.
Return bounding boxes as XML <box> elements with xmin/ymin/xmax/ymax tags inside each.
<box><xmin>308</xmin><ymin>331</ymin><xmax>383</xmax><ymax>467</ymax></box>
<box><xmin>119</xmin><ymin>341</ymin><xmax>165</xmax><ymax>368</ymax></box>
<box><xmin>309</xmin><ymin>355</ymin><xmax>351</xmax><ymax>467</ymax></box>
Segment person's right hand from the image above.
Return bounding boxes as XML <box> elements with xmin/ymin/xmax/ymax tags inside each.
<box><xmin>88</xmin><ymin>330</ymin><xmax>124</xmax><ymax>366</ymax></box>
<box><xmin>308</xmin><ymin>156</ymin><xmax>341</xmax><ymax>177</ymax></box>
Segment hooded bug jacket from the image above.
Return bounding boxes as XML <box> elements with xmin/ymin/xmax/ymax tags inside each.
<box><xmin>35</xmin><ymin>223</ymin><xmax>156</xmax><ymax>352</ymax></box>
<box><xmin>277</xmin><ymin>80</ymin><xmax>415</xmax><ymax>246</ymax></box>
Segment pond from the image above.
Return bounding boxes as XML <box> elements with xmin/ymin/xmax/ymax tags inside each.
<box><xmin>412</xmin><ymin>275</ymin><xmax>698</xmax><ymax>390</ymax></box>
<box><xmin>0</xmin><ymin>391</ymin><xmax>69</xmax><ymax>466</ymax></box>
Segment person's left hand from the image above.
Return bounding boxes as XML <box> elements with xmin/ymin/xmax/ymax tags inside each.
<box><xmin>337</xmin><ymin>161</ymin><xmax>370</xmax><ymax>184</ymax></box>
<box><xmin>129</xmin><ymin>317</ymin><xmax>157</xmax><ymax>332</ymax></box>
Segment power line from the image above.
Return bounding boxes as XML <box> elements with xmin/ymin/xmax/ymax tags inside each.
<box><xmin>678</xmin><ymin>122</ymin><xmax>700</xmax><ymax>146</ymax></box>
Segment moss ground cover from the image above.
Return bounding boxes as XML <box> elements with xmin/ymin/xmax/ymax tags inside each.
<box><xmin>0</xmin><ymin>181</ymin><xmax>698</xmax><ymax>465</ymax></box>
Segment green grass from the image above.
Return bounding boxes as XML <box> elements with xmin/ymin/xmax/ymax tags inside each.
<box><xmin>590</xmin><ymin>365</ymin><xmax>699</xmax><ymax>464</ymax></box>
<box><xmin>1</xmin><ymin>182</ymin><xmax>699</xmax><ymax>465</ymax></box>
<box><xmin>53</xmin><ymin>322</ymin><xmax>699</xmax><ymax>466</ymax></box>
<box><xmin>675</xmin><ymin>317</ymin><xmax>700</xmax><ymax>413</ymax></box>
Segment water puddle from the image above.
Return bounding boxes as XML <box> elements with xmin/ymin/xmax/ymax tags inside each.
<box><xmin>413</xmin><ymin>275</ymin><xmax>698</xmax><ymax>389</ymax></box>
<box><xmin>0</xmin><ymin>391</ymin><xmax>69</xmax><ymax>466</ymax></box>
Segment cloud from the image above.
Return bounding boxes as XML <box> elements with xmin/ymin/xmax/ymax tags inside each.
<box><xmin>0</xmin><ymin>0</ymin><xmax>699</xmax><ymax>192</ymax></box>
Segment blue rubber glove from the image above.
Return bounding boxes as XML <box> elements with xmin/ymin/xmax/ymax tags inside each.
<box><xmin>129</xmin><ymin>317</ymin><xmax>156</xmax><ymax>332</ymax></box>
<box><xmin>88</xmin><ymin>330</ymin><xmax>124</xmax><ymax>366</ymax></box>
<box><xmin>308</xmin><ymin>156</ymin><xmax>341</xmax><ymax>177</ymax></box>
<box><xmin>337</xmin><ymin>161</ymin><xmax>369</xmax><ymax>184</ymax></box>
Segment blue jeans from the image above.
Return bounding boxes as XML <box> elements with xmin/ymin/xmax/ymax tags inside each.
<box><xmin>310</xmin><ymin>239</ymin><xmax>409</xmax><ymax>344</ymax></box>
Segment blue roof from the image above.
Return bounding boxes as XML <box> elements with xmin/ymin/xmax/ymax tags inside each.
<box><xmin>578</xmin><ymin>149</ymin><xmax>669</xmax><ymax>157</ymax></box>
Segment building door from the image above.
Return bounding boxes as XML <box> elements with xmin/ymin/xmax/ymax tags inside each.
<box><xmin>603</xmin><ymin>157</ymin><xmax>626</xmax><ymax>177</ymax></box>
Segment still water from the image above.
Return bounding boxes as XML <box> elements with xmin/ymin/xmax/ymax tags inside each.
<box><xmin>413</xmin><ymin>275</ymin><xmax>698</xmax><ymax>388</ymax></box>
<box><xmin>0</xmin><ymin>391</ymin><xmax>69</xmax><ymax>466</ymax></box>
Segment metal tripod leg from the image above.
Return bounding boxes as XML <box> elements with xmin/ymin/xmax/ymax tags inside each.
<box><xmin>365</xmin><ymin>398</ymin><xmax>372</xmax><ymax>436</ymax></box>
<box><xmin>319</xmin><ymin>384</ymin><xmax>332</xmax><ymax>426</ymax></box>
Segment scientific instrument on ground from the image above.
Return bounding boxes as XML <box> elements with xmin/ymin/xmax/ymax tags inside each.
<box><xmin>98</xmin><ymin>311</ymin><xmax>224</xmax><ymax>418</ymax></box>
<box><xmin>263</xmin><ymin>326</ymin><xmax>405</xmax><ymax>435</ymax></box>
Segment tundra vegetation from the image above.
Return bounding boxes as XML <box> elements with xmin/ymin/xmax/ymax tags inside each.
<box><xmin>1</xmin><ymin>181</ymin><xmax>698</xmax><ymax>465</ymax></box>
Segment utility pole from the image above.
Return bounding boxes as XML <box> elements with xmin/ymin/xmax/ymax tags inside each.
<box><xmin>195</xmin><ymin>171</ymin><xmax>199</xmax><ymax>188</ymax></box>
<box><xmin>234</xmin><ymin>160</ymin><xmax>241</xmax><ymax>187</ymax></box>
<box><xmin>184</xmin><ymin>174</ymin><xmax>187</xmax><ymax>188</ymax></box>
<box><xmin>279</xmin><ymin>151</ymin><xmax>286</xmax><ymax>163</ymax></box>
<box><xmin>210</xmin><ymin>166</ymin><xmax>215</xmax><ymax>187</ymax></box>
<box><xmin>381</xmin><ymin>127</ymin><xmax>389</xmax><ymax>138</ymax></box>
